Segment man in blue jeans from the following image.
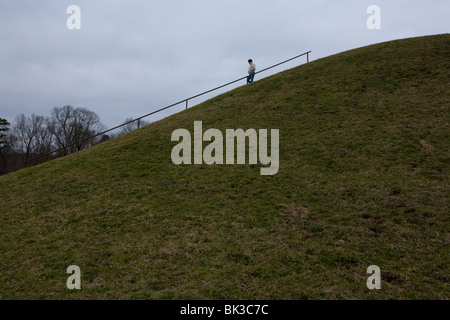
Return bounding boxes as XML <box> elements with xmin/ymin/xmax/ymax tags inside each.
<box><xmin>247</xmin><ymin>59</ymin><xmax>256</xmax><ymax>84</ymax></box>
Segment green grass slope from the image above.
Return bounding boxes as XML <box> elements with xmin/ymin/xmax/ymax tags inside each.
<box><xmin>1</xmin><ymin>34</ymin><xmax>449</xmax><ymax>299</ymax></box>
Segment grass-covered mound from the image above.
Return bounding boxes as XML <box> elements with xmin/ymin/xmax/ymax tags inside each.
<box><xmin>0</xmin><ymin>34</ymin><xmax>448</xmax><ymax>299</ymax></box>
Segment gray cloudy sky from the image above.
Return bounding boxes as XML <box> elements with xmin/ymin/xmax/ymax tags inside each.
<box><xmin>1</xmin><ymin>0</ymin><xmax>449</xmax><ymax>129</ymax></box>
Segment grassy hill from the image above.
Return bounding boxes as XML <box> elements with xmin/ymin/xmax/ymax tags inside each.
<box><xmin>0</xmin><ymin>34</ymin><xmax>448</xmax><ymax>300</ymax></box>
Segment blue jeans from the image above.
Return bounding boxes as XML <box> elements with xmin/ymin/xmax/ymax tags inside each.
<box><xmin>247</xmin><ymin>72</ymin><xmax>255</xmax><ymax>84</ymax></box>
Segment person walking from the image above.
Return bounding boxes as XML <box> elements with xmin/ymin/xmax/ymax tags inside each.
<box><xmin>247</xmin><ymin>59</ymin><xmax>256</xmax><ymax>84</ymax></box>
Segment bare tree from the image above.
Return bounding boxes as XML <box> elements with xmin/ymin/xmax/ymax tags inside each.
<box><xmin>11</xmin><ymin>114</ymin><xmax>47</xmax><ymax>163</ymax></box>
<box><xmin>4</xmin><ymin>133</ymin><xmax>21</xmax><ymax>172</ymax></box>
<box><xmin>2</xmin><ymin>107</ymin><xmax>106</xmax><ymax>173</ymax></box>
<box><xmin>49</xmin><ymin>106</ymin><xmax>105</xmax><ymax>155</ymax></box>
<box><xmin>35</xmin><ymin>117</ymin><xmax>53</xmax><ymax>157</ymax></box>
<box><xmin>118</xmin><ymin>117</ymin><xmax>149</xmax><ymax>136</ymax></box>
<box><xmin>73</xmin><ymin>107</ymin><xmax>106</xmax><ymax>149</ymax></box>
<box><xmin>48</xmin><ymin>106</ymin><xmax>75</xmax><ymax>156</ymax></box>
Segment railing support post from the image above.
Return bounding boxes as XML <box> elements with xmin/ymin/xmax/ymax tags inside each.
<box><xmin>138</xmin><ymin>119</ymin><xmax>141</xmax><ymax>129</ymax></box>
<box><xmin>186</xmin><ymin>100</ymin><xmax>188</xmax><ymax>110</ymax></box>
<box><xmin>307</xmin><ymin>52</ymin><xmax>309</xmax><ymax>63</ymax></box>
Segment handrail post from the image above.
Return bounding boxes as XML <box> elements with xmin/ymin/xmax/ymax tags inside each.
<box><xmin>307</xmin><ymin>52</ymin><xmax>309</xmax><ymax>63</ymax></box>
<box><xmin>138</xmin><ymin>119</ymin><xmax>141</xmax><ymax>129</ymax></box>
<box><xmin>186</xmin><ymin>100</ymin><xmax>188</xmax><ymax>110</ymax></box>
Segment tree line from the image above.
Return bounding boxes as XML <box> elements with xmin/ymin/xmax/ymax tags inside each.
<box><xmin>0</xmin><ymin>106</ymin><xmax>148</xmax><ymax>175</ymax></box>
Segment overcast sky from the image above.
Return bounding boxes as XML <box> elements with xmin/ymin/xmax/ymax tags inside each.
<box><xmin>0</xmin><ymin>0</ymin><xmax>448</xmax><ymax>130</ymax></box>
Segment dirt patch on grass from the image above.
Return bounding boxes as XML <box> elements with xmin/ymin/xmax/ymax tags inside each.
<box><xmin>278</xmin><ymin>203</ymin><xmax>309</xmax><ymax>221</ymax></box>
<box><xmin>420</xmin><ymin>140</ymin><xmax>435</xmax><ymax>153</ymax></box>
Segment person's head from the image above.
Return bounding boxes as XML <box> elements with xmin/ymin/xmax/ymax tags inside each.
<box><xmin>248</xmin><ymin>59</ymin><xmax>253</xmax><ymax>64</ymax></box>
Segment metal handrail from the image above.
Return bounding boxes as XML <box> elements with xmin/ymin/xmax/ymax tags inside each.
<box><xmin>28</xmin><ymin>51</ymin><xmax>311</xmax><ymax>166</ymax></box>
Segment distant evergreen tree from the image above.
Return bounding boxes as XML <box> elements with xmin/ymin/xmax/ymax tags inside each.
<box><xmin>0</xmin><ymin>118</ymin><xmax>11</xmax><ymax>174</ymax></box>
<box><xmin>0</xmin><ymin>118</ymin><xmax>10</xmax><ymax>149</ymax></box>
